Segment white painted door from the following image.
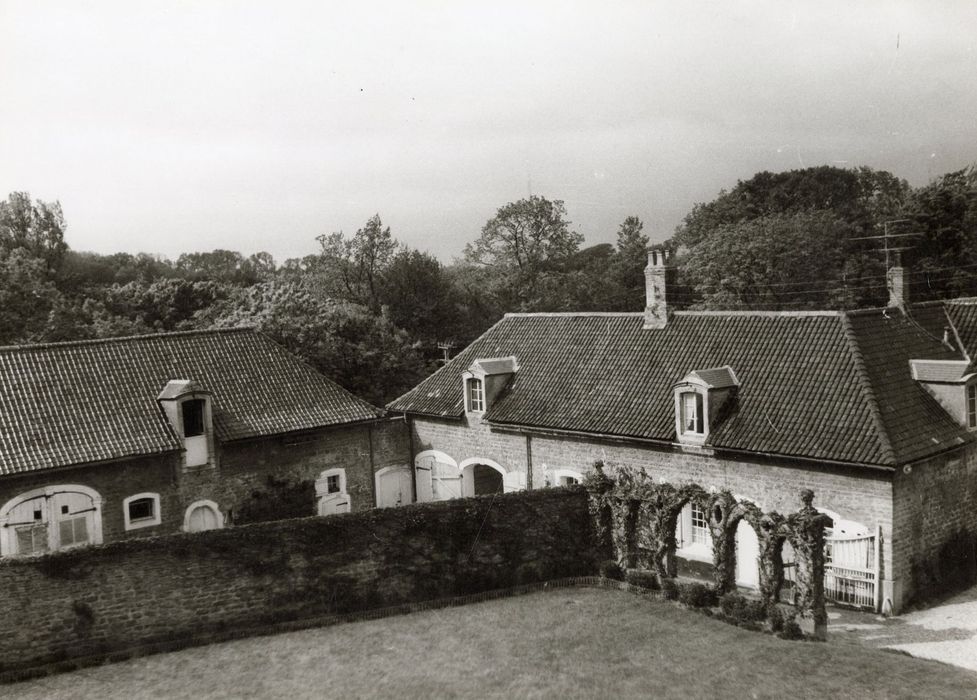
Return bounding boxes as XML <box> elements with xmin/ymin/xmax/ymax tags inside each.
<box><xmin>318</xmin><ymin>493</ymin><xmax>351</xmax><ymax>516</ymax></box>
<box><xmin>377</xmin><ymin>467</ymin><xmax>413</xmax><ymax>508</ymax></box>
<box><xmin>187</xmin><ymin>503</ymin><xmax>221</xmax><ymax>532</ymax></box>
<box><xmin>735</xmin><ymin>519</ymin><xmax>760</xmax><ymax>588</ymax></box>
<box><xmin>432</xmin><ymin>460</ymin><xmax>463</xmax><ymax>500</ymax></box>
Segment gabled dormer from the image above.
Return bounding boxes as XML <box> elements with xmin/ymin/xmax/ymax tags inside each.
<box><xmin>910</xmin><ymin>360</ymin><xmax>977</xmax><ymax>430</ymax></box>
<box><xmin>673</xmin><ymin>366</ymin><xmax>739</xmax><ymax>445</ymax></box>
<box><xmin>461</xmin><ymin>356</ymin><xmax>519</xmax><ymax>416</ymax></box>
<box><xmin>157</xmin><ymin>379</ymin><xmax>216</xmax><ymax>468</ymax></box>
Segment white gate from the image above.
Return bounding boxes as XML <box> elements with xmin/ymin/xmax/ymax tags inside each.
<box><xmin>824</xmin><ymin>526</ymin><xmax>881</xmax><ymax>610</ymax></box>
<box><xmin>781</xmin><ymin>525</ymin><xmax>882</xmax><ymax>612</ymax></box>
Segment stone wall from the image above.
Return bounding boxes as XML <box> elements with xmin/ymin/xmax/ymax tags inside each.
<box><xmin>0</xmin><ymin>488</ymin><xmax>594</xmax><ymax>672</ymax></box>
<box><xmin>892</xmin><ymin>444</ymin><xmax>977</xmax><ymax>605</ymax></box>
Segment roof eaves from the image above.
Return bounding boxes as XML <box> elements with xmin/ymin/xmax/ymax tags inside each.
<box><xmin>840</xmin><ymin>312</ymin><xmax>897</xmax><ymax>466</ymax></box>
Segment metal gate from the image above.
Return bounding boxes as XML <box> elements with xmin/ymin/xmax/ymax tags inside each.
<box><xmin>824</xmin><ymin>526</ymin><xmax>881</xmax><ymax>610</ymax></box>
<box><xmin>781</xmin><ymin>525</ymin><xmax>882</xmax><ymax>612</ymax></box>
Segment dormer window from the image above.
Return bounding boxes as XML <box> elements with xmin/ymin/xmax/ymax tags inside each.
<box><xmin>157</xmin><ymin>380</ymin><xmax>215</xmax><ymax>469</ymax></box>
<box><xmin>467</xmin><ymin>378</ymin><xmax>485</xmax><ymax>413</ymax></box>
<box><xmin>182</xmin><ymin>399</ymin><xmax>205</xmax><ymax>437</ymax></box>
<box><xmin>909</xmin><ymin>360</ymin><xmax>977</xmax><ymax>431</ymax></box>
<box><xmin>461</xmin><ymin>356</ymin><xmax>518</xmax><ymax>416</ymax></box>
<box><xmin>680</xmin><ymin>391</ymin><xmax>704</xmax><ymax>435</ymax></box>
<box><xmin>673</xmin><ymin>365</ymin><xmax>739</xmax><ymax>445</ymax></box>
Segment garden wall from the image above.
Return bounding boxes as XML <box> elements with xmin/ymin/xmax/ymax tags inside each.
<box><xmin>0</xmin><ymin>488</ymin><xmax>595</xmax><ymax>672</ymax></box>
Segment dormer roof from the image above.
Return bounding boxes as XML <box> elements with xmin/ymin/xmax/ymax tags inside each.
<box><xmin>909</xmin><ymin>360</ymin><xmax>971</xmax><ymax>384</ymax></box>
<box><xmin>680</xmin><ymin>366</ymin><xmax>740</xmax><ymax>390</ymax></box>
<box><xmin>157</xmin><ymin>379</ymin><xmax>210</xmax><ymax>400</ymax></box>
<box><xmin>467</xmin><ymin>356</ymin><xmax>519</xmax><ymax>376</ymax></box>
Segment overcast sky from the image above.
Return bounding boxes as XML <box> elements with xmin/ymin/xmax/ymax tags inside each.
<box><xmin>2</xmin><ymin>1</ymin><xmax>976</xmax><ymax>263</ymax></box>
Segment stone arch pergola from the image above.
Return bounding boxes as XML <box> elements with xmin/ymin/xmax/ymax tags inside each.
<box><xmin>585</xmin><ymin>463</ymin><xmax>829</xmax><ymax>635</ymax></box>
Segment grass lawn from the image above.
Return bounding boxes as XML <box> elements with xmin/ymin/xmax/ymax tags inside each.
<box><xmin>9</xmin><ymin>587</ymin><xmax>977</xmax><ymax>699</ymax></box>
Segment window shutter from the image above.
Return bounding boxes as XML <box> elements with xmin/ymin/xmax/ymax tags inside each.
<box><xmin>679</xmin><ymin>504</ymin><xmax>693</xmax><ymax>548</ymax></box>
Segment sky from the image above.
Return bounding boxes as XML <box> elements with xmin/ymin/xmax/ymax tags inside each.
<box><xmin>2</xmin><ymin>1</ymin><xmax>976</xmax><ymax>264</ymax></box>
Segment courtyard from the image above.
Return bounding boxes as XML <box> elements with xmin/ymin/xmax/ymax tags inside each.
<box><xmin>10</xmin><ymin>587</ymin><xmax>977</xmax><ymax>699</ymax></box>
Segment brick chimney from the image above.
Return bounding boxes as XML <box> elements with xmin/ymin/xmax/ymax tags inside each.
<box><xmin>886</xmin><ymin>265</ymin><xmax>907</xmax><ymax>309</ymax></box>
<box><xmin>643</xmin><ymin>249</ymin><xmax>670</xmax><ymax>330</ymax></box>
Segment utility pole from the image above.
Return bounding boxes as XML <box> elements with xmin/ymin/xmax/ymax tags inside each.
<box><xmin>437</xmin><ymin>342</ymin><xmax>454</xmax><ymax>365</ymax></box>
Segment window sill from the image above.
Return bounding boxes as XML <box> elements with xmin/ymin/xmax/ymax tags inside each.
<box><xmin>677</xmin><ymin>543</ymin><xmax>713</xmax><ymax>563</ymax></box>
<box><xmin>125</xmin><ymin>517</ymin><xmax>160</xmax><ymax>531</ymax></box>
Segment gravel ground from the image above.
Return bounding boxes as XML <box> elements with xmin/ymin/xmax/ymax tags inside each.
<box><xmin>829</xmin><ymin>584</ymin><xmax>977</xmax><ymax>673</ymax></box>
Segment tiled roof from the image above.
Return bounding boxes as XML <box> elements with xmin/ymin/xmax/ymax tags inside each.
<box><xmin>0</xmin><ymin>329</ymin><xmax>383</xmax><ymax>475</ymax></box>
<box><xmin>944</xmin><ymin>299</ymin><xmax>977</xmax><ymax>361</ymax></box>
<box><xmin>389</xmin><ymin>309</ymin><xmax>974</xmax><ymax>468</ymax></box>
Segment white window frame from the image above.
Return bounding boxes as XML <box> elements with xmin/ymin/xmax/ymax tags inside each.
<box><xmin>676</xmin><ymin>502</ymin><xmax>712</xmax><ymax>561</ymax></box>
<box><xmin>681</xmin><ymin>391</ymin><xmax>704</xmax><ymax>435</ymax></box>
<box><xmin>123</xmin><ymin>493</ymin><xmax>162</xmax><ymax>531</ymax></box>
<box><xmin>690</xmin><ymin>503</ymin><xmax>710</xmax><ymax>545</ymax></box>
<box><xmin>467</xmin><ymin>377</ymin><xmax>485</xmax><ymax>413</ymax></box>
<box><xmin>182</xmin><ymin>499</ymin><xmax>224</xmax><ymax>532</ymax></box>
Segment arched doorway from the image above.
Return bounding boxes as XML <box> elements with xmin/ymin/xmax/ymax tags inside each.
<box><xmin>470</xmin><ymin>464</ymin><xmax>503</xmax><ymax>495</ymax></box>
<box><xmin>0</xmin><ymin>485</ymin><xmax>103</xmax><ymax>556</ymax></box>
<box><xmin>183</xmin><ymin>500</ymin><xmax>224</xmax><ymax>532</ymax></box>
<box><xmin>375</xmin><ymin>466</ymin><xmax>413</xmax><ymax>508</ymax></box>
<box><xmin>735</xmin><ymin>519</ymin><xmax>760</xmax><ymax>588</ymax></box>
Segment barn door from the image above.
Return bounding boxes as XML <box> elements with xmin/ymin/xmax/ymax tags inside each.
<box><xmin>432</xmin><ymin>460</ymin><xmax>463</xmax><ymax>500</ymax></box>
<box><xmin>377</xmin><ymin>466</ymin><xmax>413</xmax><ymax>508</ymax></box>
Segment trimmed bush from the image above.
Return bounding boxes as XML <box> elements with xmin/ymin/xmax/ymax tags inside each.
<box><xmin>719</xmin><ymin>593</ymin><xmax>766</xmax><ymax>623</ymax></box>
<box><xmin>624</xmin><ymin>570</ymin><xmax>660</xmax><ymax>590</ymax></box>
<box><xmin>779</xmin><ymin>617</ymin><xmax>804</xmax><ymax>640</ymax></box>
<box><xmin>678</xmin><ymin>582</ymin><xmax>717</xmax><ymax>608</ymax></box>
<box><xmin>767</xmin><ymin>603</ymin><xmax>785</xmax><ymax>632</ymax></box>
<box><xmin>599</xmin><ymin>560</ymin><xmax>624</xmax><ymax>581</ymax></box>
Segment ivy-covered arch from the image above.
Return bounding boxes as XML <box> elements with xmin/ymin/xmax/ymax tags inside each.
<box><xmin>584</xmin><ymin>464</ymin><xmax>829</xmax><ymax>637</ymax></box>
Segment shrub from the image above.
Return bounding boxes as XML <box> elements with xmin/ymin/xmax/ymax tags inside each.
<box><xmin>661</xmin><ymin>578</ymin><xmax>679</xmax><ymax>601</ymax></box>
<box><xmin>719</xmin><ymin>593</ymin><xmax>766</xmax><ymax>623</ymax></box>
<box><xmin>679</xmin><ymin>582</ymin><xmax>717</xmax><ymax>608</ymax></box>
<box><xmin>514</xmin><ymin>562</ymin><xmax>543</xmax><ymax>585</ymax></box>
<box><xmin>624</xmin><ymin>570</ymin><xmax>660</xmax><ymax>590</ymax></box>
<box><xmin>767</xmin><ymin>603</ymin><xmax>785</xmax><ymax>632</ymax></box>
<box><xmin>779</xmin><ymin>616</ymin><xmax>804</xmax><ymax>640</ymax></box>
<box><xmin>599</xmin><ymin>560</ymin><xmax>624</xmax><ymax>581</ymax></box>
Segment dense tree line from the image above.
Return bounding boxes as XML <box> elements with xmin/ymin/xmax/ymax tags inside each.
<box><xmin>2</xmin><ymin>163</ymin><xmax>974</xmax><ymax>402</ymax></box>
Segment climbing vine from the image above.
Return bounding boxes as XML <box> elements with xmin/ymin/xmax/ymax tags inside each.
<box><xmin>584</xmin><ymin>463</ymin><xmax>828</xmax><ymax>634</ymax></box>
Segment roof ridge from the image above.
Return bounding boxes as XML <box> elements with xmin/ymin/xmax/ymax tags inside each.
<box><xmin>677</xmin><ymin>310</ymin><xmax>840</xmax><ymax>318</ymax></box>
<box><xmin>839</xmin><ymin>313</ymin><xmax>897</xmax><ymax>465</ymax></box>
<box><xmin>503</xmin><ymin>312</ymin><xmax>642</xmax><ymax>318</ymax></box>
<box><xmin>0</xmin><ymin>327</ymin><xmax>255</xmax><ymax>354</ymax></box>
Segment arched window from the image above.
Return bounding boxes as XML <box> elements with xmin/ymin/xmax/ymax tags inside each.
<box><xmin>123</xmin><ymin>493</ymin><xmax>161</xmax><ymax>530</ymax></box>
<box><xmin>183</xmin><ymin>500</ymin><xmax>224</xmax><ymax>533</ymax></box>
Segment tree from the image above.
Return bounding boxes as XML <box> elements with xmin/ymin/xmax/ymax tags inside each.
<box><xmin>314</xmin><ymin>214</ymin><xmax>397</xmax><ymax>311</ymax></box>
<box><xmin>215</xmin><ymin>281</ymin><xmax>428</xmax><ymax>405</ymax></box>
<box><xmin>0</xmin><ymin>192</ymin><xmax>68</xmax><ymax>275</ymax></box>
<box><xmin>464</xmin><ymin>196</ymin><xmax>583</xmax><ymax>309</ymax></box>
<box><xmin>611</xmin><ymin>216</ymin><xmax>650</xmax><ymax>311</ymax></box>
<box><xmin>905</xmin><ymin>166</ymin><xmax>977</xmax><ymax>300</ymax></box>
<box><xmin>0</xmin><ymin>249</ymin><xmax>59</xmax><ymax>344</ymax></box>
<box><xmin>682</xmin><ymin>211</ymin><xmax>857</xmax><ymax>309</ymax></box>
<box><xmin>379</xmin><ymin>248</ymin><xmax>464</xmax><ymax>345</ymax></box>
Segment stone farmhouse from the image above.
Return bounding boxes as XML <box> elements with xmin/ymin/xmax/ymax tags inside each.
<box><xmin>388</xmin><ymin>252</ymin><xmax>977</xmax><ymax>614</ymax></box>
<box><xmin>0</xmin><ymin>328</ymin><xmax>407</xmax><ymax>556</ymax></box>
